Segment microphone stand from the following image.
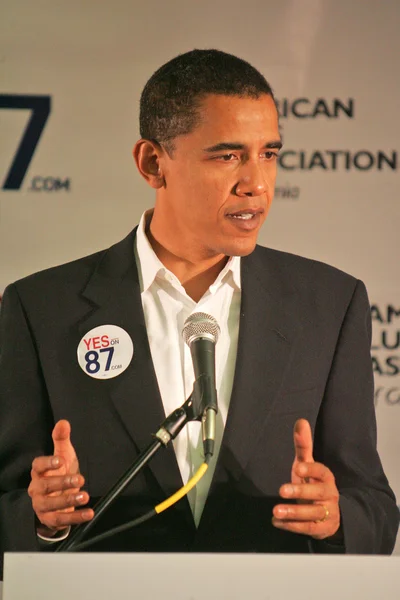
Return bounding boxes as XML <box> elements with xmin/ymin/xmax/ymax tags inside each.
<box><xmin>56</xmin><ymin>381</ymin><xmax>209</xmax><ymax>552</ymax></box>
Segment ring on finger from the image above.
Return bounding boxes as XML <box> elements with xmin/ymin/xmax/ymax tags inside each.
<box><xmin>314</xmin><ymin>505</ymin><xmax>329</xmax><ymax>523</ymax></box>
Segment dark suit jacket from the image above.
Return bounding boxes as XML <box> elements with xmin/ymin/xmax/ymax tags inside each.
<box><xmin>0</xmin><ymin>228</ymin><xmax>398</xmax><ymax>576</ymax></box>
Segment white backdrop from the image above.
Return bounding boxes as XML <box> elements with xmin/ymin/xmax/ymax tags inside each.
<box><xmin>1</xmin><ymin>0</ymin><xmax>399</xmax><ymax>553</ymax></box>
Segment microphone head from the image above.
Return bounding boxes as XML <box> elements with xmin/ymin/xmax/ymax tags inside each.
<box><xmin>182</xmin><ymin>312</ymin><xmax>220</xmax><ymax>347</ymax></box>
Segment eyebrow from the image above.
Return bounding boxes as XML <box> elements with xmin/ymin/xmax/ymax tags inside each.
<box><xmin>202</xmin><ymin>140</ymin><xmax>283</xmax><ymax>153</ymax></box>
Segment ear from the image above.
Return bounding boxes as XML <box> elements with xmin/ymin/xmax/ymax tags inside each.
<box><xmin>133</xmin><ymin>139</ymin><xmax>166</xmax><ymax>189</ymax></box>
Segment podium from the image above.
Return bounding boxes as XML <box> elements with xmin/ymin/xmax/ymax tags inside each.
<box><xmin>2</xmin><ymin>552</ymin><xmax>400</xmax><ymax>599</ymax></box>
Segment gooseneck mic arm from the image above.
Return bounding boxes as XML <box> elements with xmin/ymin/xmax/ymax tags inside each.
<box><xmin>56</xmin><ymin>391</ymin><xmax>204</xmax><ymax>553</ymax></box>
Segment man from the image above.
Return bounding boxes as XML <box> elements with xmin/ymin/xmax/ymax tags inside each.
<box><xmin>0</xmin><ymin>49</ymin><xmax>398</xmax><ymax>575</ymax></box>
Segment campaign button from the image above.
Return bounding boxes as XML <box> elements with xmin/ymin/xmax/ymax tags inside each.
<box><xmin>77</xmin><ymin>325</ymin><xmax>134</xmax><ymax>379</ymax></box>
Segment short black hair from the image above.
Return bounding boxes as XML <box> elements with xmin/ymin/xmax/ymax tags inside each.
<box><xmin>139</xmin><ymin>49</ymin><xmax>275</xmax><ymax>152</ymax></box>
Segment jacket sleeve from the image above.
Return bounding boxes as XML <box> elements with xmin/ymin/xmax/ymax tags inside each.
<box><xmin>312</xmin><ymin>279</ymin><xmax>399</xmax><ymax>554</ymax></box>
<box><xmin>0</xmin><ymin>283</ymin><xmax>54</xmax><ymax>577</ymax></box>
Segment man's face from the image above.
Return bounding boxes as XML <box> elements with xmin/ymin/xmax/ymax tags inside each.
<box><xmin>155</xmin><ymin>93</ymin><xmax>281</xmax><ymax>258</ymax></box>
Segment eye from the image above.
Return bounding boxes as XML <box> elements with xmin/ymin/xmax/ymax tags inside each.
<box><xmin>217</xmin><ymin>153</ymin><xmax>238</xmax><ymax>161</ymax></box>
<box><xmin>263</xmin><ymin>151</ymin><xmax>278</xmax><ymax>160</ymax></box>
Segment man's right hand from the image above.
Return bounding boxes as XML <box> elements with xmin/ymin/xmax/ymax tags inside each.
<box><xmin>28</xmin><ymin>419</ymin><xmax>94</xmax><ymax>537</ymax></box>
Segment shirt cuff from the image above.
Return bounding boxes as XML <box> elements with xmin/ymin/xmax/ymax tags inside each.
<box><xmin>37</xmin><ymin>526</ymin><xmax>71</xmax><ymax>543</ymax></box>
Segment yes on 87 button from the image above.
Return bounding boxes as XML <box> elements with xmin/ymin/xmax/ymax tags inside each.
<box><xmin>77</xmin><ymin>325</ymin><xmax>134</xmax><ymax>379</ymax></box>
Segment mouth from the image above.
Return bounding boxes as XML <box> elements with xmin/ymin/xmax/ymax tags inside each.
<box><xmin>226</xmin><ymin>208</ymin><xmax>264</xmax><ymax>220</ymax></box>
<box><xmin>225</xmin><ymin>208</ymin><xmax>264</xmax><ymax>231</ymax></box>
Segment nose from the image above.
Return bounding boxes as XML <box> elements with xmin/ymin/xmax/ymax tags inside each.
<box><xmin>235</xmin><ymin>163</ymin><xmax>267</xmax><ymax>197</ymax></box>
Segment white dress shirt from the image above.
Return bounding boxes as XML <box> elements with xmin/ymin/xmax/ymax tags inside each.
<box><xmin>135</xmin><ymin>210</ymin><xmax>241</xmax><ymax>525</ymax></box>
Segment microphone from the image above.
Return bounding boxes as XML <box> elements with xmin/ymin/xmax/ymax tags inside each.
<box><xmin>182</xmin><ymin>312</ymin><xmax>220</xmax><ymax>458</ymax></box>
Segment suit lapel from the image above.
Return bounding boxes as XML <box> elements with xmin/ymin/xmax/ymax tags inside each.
<box><xmin>197</xmin><ymin>246</ymin><xmax>301</xmax><ymax>531</ymax></box>
<box><xmin>77</xmin><ymin>229</ymin><xmax>186</xmax><ymax>505</ymax></box>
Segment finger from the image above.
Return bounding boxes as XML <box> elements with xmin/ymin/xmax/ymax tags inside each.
<box><xmin>272</xmin><ymin>517</ymin><xmax>333</xmax><ymax>539</ymax></box>
<box><xmin>293</xmin><ymin>419</ymin><xmax>314</xmax><ymax>463</ymax></box>
<box><xmin>39</xmin><ymin>508</ymin><xmax>94</xmax><ymax>530</ymax></box>
<box><xmin>34</xmin><ymin>490</ymin><xmax>90</xmax><ymax>514</ymax></box>
<box><xmin>279</xmin><ymin>482</ymin><xmax>330</xmax><ymax>501</ymax></box>
<box><xmin>52</xmin><ymin>419</ymin><xmax>74</xmax><ymax>456</ymax></box>
<box><xmin>31</xmin><ymin>455</ymin><xmax>65</xmax><ymax>476</ymax></box>
<box><xmin>38</xmin><ymin>474</ymin><xmax>85</xmax><ymax>496</ymax></box>
<box><xmin>273</xmin><ymin>503</ymin><xmax>329</xmax><ymax>522</ymax></box>
<box><xmin>293</xmin><ymin>461</ymin><xmax>335</xmax><ymax>483</ymax></box>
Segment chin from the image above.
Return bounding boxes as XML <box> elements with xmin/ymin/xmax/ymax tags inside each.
<box><xmin>222</xmin><ymin>237</ymin><xmax>258</xmax><ymax>258</ymax></box>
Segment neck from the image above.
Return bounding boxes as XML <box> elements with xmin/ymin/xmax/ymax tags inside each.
<box><xmin>146</xmin><ymin>219</ymin><xmax>228</xmax><ymax>302</ymax></box>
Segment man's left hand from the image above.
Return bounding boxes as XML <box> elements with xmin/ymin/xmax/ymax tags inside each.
<box><xmin>272</xmin><ymin>418</ymin><xmax>341</xmax><ymax>540</ymax></box>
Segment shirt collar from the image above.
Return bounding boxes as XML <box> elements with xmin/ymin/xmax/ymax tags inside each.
<box><xmin>135</xmin><ymin>210</ymin><xmax>167</xmax><ymax>292</ymax></box>
<box><xmin>135</xmin><ymin>209</ymin><xmax>241</xmax><ymax>294</ymax></box>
